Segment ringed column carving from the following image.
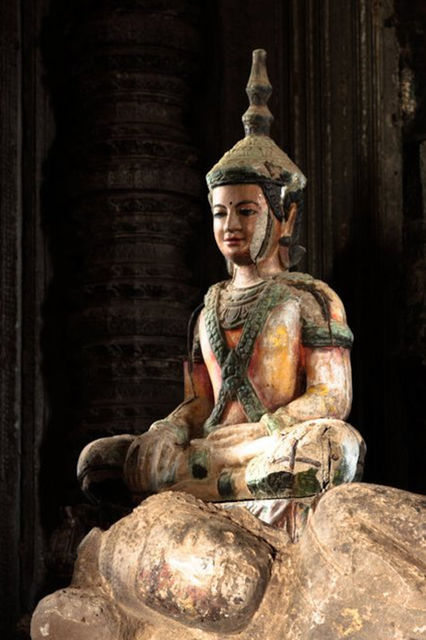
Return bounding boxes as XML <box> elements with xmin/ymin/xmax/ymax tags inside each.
<box><xmin>62</xmin><ymin>1</ymin><xmax>203</xmax><ymax>449</ymax></box>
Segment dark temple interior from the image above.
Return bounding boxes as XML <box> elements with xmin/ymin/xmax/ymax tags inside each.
<box><xmin>1</xmin><ymin>0</ymin><xmax>425</xmax><ymax>637</ymax></box>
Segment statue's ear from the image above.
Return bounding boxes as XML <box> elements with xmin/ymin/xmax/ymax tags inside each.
<box><xmin>280</xmin><ymin>201</ymin><xmax>298</xmax><ymax>240</ymax></box>
<box><xmin>278</xmin><ymin>202</ymin><xmax>300</xmax><ymax>270</ymax></box>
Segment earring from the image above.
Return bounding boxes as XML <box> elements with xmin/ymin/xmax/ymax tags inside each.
<box><xmin>279</xmin><ymin>236</ymin><xmax>291</xmax><ymax>247</ymax></box>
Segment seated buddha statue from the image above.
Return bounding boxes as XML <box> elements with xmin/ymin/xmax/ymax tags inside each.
<box><xmin>77</xmin><ymin>49</ymin><xmax>365</xmax><ymax>510</ymax></box>
<box><xmin>32</xmin><ymin>51</ymin><xmax>425</xmax><ymax>640</ymax></box>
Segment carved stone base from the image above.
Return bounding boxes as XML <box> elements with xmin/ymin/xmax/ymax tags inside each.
<box><xmin>32</xmin><ymin>483</ymin><xmax>426</xmax><ymax>640</ymax></box>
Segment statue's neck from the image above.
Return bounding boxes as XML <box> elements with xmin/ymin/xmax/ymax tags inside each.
<box><xmin>231</xmin><ymin>254</ymin><xmax>286</xmax><ymax>288</ymax></box>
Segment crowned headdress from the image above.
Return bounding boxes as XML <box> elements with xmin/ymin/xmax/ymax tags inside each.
<box><xmin>206</xmin><ymin>49</ymin><xmax>306</xmax><ymax>198</ymax></box>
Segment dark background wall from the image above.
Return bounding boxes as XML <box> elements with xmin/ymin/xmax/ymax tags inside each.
<box><xmin>1</xmin><ymin>0</ymin><xmax>425</xmax><ymax>637</ymax></box>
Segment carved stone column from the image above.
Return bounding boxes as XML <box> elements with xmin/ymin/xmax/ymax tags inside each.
<box><xmin>0</xmin><ymin>0</ymin><xmax>51</xmax><ymax>633</ymax></box>
<box><xmin>0</xmin><ymin>4</ymin><xmax>23</xmax><ymax>635</ymax></box>
<box><xmin>59</xmin><ymin>1</ymin><xmax>203</xmax><ymax>451</ymax></box>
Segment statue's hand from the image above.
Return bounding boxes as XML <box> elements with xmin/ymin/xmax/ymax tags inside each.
<box><xmin>124</xmin><ymin>423</ymin><xmax>188</xmax><ymax>494</ymax></box>
<box><xmin>205</xmin><ymin>422</ymin><xmax>269</xmax><ymax>449</ymax></box>
<box><xmin>190</xmin><ymin>422</ymin><xmax>275</xmax><ymax>472</ymax></box>
<box><xmin>149</xmin><ymin>420</ymin><xmax>189</xmax><ymax>445</ymax></box>
<box><xmin>188</xmin><ymin>422</ymin><xmax>272</xmax><ymax>470</ymax></box>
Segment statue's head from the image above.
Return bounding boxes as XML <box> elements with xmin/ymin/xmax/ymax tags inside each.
<box><xmin>206</xmin><ymin>50</ymin><xmax>306</xmax><ymax>272</ymax></box>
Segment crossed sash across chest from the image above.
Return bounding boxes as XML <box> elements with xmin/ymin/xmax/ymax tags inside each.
<box><xmin>201</xmin><ymin>279</ymin><xmax>299</xmax><ymax>433</ymax></box>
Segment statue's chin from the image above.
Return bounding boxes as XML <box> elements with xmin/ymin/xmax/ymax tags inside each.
<box><xmin>226</xmin><ymin>254</ymin><xmax>253</xmax><ymax>267</ymax></box>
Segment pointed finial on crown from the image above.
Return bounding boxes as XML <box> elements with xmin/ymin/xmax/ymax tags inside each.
<box><xmin>242</xmin><ymin>49</ymin><xmax>273</xmax><ymax>136</ymax></box>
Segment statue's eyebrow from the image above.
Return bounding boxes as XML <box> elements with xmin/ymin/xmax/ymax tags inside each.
<box><xmin>235</xmin><ymin>200</ymin><xmax>259</xmax><ymax>207</ymax></box>
<box><xmin>212</xmin><ymin>200</ymin><xmax>259</xmax><ymax>208</ymax></box>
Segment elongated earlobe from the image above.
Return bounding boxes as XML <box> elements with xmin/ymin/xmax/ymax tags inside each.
<box><xmin>278</xmin><ymin>202</ymin><xmax>298</xmax><ymax>270</ymax></box>
<box><xmin>278</xmin><ymin>244</ymin><xmax>290</xmax><ymax>270</ymax></box>
<box><xmin>281</xmin><ymin>202</ymin><xmax>298</xmax><ymax>240</ymax></box>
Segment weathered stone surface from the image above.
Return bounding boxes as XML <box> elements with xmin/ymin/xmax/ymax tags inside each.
<box><xmin>281</xmin><ymin>483</ymin><xmax>426</xmax><ymax>638</ymax></box>
<box><xmin>31</xmin><ymin>485</ymin><xmax>426</xmax><ymax>640</ymax></box>
<box><xmin>99</xmin><ymin>492</ymin><xmax>274</xmax><ymax>633</ymax></box>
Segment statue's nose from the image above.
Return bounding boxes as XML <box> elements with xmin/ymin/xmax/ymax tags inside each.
<box><xmin>224</xmin><ymin>209</ymin><xmax>241</xmax><ymax>232</ymax></box>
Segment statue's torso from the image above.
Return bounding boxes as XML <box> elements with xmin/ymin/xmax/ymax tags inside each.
<box><xmin>198</xmin><ymin>273</ymin><xmax>353</xmax><ymax>429</ymax></box>
<box><xmin>199</xmin><ymin>296</ymin><xmax>305</xmax><ymax>425</ymax></box>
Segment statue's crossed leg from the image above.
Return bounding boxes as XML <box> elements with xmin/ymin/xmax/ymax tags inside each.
<box><xmin>78</xmin><ymin>419</ymin><xmax>365</xmax><ymax>503</ymax></box>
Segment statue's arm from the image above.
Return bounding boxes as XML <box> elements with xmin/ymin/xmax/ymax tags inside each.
<box><xmin>260</xmin><ymin>345</ymin><xmax>352</xmax><ymax>434</ymax></box>
<box><xmin>261</xmin><ymin>282</ymin><xmax>353</xmax><ymax>434</ymax></box>
<box><xmin>149</xmin><ymin>316</ymin><xmax>214</xmax><ymax>441</ymax></box>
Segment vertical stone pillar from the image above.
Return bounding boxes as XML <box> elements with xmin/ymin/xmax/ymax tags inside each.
<box><xmin>0</xmin><ymin>3</ymin><xmax>22</xmax><ymax>635</ymax></box>
<box><xmin>396</xmin><ymin>0</ymin><xmax>426</xmax><ymax>493</ymax></box>
<box><xmin>60</xmin><ymin>1</ymin><xmax>203</xmax><ymax>449</ymax></box>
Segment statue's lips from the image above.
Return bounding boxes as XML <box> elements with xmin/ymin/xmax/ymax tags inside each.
<box><xmin>224</xmin><ymin>237</ymin><xmax>244</xmax><ymax>245</ymax></box>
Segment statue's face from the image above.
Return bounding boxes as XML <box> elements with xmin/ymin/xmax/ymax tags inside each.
<box><xmin>211</xmin><ymin>184</ymin><xmax>281</xmax><ymax>266</ymax></box>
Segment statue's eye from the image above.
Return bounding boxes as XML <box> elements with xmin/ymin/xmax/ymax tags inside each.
<box><xmin>212</xmin><ymin>210</ymin><xmax>226</xmax><ymax>218</ymax></box>
<box><xmin>239</xmin><ymin>208</ymin><xmax>256</xmax><ymax>217</ymax></box>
